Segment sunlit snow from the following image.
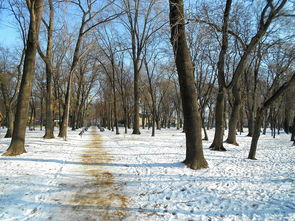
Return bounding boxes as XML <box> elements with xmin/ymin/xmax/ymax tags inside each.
<box><xmin>0</xmin><ymin>127</ymin><xmax>294</xmax><ymax>220</ymax></box>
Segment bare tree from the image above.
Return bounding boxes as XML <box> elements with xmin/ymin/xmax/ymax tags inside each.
<box><xmin>3</xmin><ymin>0</ymin><xmax>44</xmax><ymax>156</ymax></box>
<box><xmin>37</xmin><ymin>0</ymin><xmax>55</xmax><ymax>138</ymax></box>
<box><xmin>169</xmin><ymin>0</ymin><xmax>208</xmax><ymax>169</ymax></box>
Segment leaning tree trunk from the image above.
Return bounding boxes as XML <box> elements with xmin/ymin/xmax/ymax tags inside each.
<box><xmin>226</xmin><ymin>80</ymin><xmax>241</xmax><ymax>145</ymax></box>
<box><xmin>248</xmin><ymin>108</ymin><xmax>263</xmax><ymax>160</ymax></box>
<box><xmin>3</xmin><ymin>0</ymin><xmax>44</xmax><ymax>156</ymax></box>
<box><xmin>248</xmin><ymin>73</ymin><xmax>295</xmax><ymax>159</ymax></box>
<box><xmin>169</xmin><ymin>0</ymin><xmax>208</xmax><ymax>170</ymax></box>
<box><xmin>58</xmin><ymin>14</ymin><xmax>85</xmax><ymax>139</ymax></box>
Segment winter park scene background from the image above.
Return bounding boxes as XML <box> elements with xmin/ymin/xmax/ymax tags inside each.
<box><xmin>0</xmin><ymin>0</ymin><xmax>295</xmax><ymax>220</ymax></box>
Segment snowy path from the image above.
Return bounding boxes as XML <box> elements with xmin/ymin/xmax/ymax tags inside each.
<box><xmin>69</xmin><ymin>128</ymin><xmax>128</xmax><ymax>220</ymax></box>
<box><xmin>0</xmin><ymin>127</ymin><xmax>129</xmax><ymax>220</ymax></box>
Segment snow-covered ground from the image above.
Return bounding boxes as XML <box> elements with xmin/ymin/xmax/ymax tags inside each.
<box><xmin>0</xmin><ymin>127</ymin><xmax>294</xmax><ymax>221</ymax></box>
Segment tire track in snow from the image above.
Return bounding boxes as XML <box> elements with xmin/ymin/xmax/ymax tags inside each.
<box><xmin>71</xmin><ymin>127</ymin><xmax>128</xmax><ymax>220</ymax></box>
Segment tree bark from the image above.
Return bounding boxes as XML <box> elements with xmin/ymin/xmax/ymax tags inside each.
<box><xmin>247</xmin><ymin>112</ymin><xmax>254</xmax><ymax>136</ymax></box>
<box><xmin>226</xmin><ymin>80</ymin><xmax>241</xmax><ymax>145</ymax></box>
<box><xmin>43</xmin><ymin>65</ymin><xmax>54</xmax><ymax>138</ymax></box>
<box><xmin>3</xmin><ymin>0</ymin><xmax>44</xmax><ymax>156</ymax></box>
<box><xmin>152</xmin><ymin>104</ymin><xmax>156</xmax><ymax>136</ymax></box>
<box><xmin>169</xmin><ymin>0</ymin><xmax>208</xmax><ymax>170</ymax></box>
<box><xmin>210</xmin><ymin>88</ymin><xmax>226</xmax><ymax>151</ymax></box>
<box><xmin>132</xmin><ymin>57</ymin><xmax>141</xmax><ymax>134</ymax></box>
<box><xmin>112</xmin><ymin>64</ymin><xmax>119</xmax><ymax>135</ymax></box>
<box><xmin>248</xmin><ymin>108</ymin><xmax>263</xmax><ymax>160</ymax></box>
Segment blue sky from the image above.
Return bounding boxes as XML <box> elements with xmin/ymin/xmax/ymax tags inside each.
<box><xmin>0</xmin><ymin>10</ymin><xmax>21</xmax><ymax>48</ymax></box>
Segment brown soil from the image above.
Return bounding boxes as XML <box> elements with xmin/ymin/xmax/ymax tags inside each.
<box><xmin>71</xmin><ymin>128</ymin><xmax>128</xmax><ymax>220</ymax></box>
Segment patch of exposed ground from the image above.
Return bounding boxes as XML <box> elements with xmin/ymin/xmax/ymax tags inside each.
<box><xmin>71</xmin><ymin>128</ymin><xmax>128</xmax><ymax>220</ymax></box>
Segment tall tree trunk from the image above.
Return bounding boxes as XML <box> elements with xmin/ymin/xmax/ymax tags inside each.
<box><xmin>239</xmin><ymin>105</ymin><xmax>244</xmax><ymax>134</ymax></box>
<box><xmin>124</xmin><ymin>105</ymin><xmax>128</xmax><ymax>134</ymax></box>
<box><xmin>112</xmin><ymin>67</ymin><xmax>119</xmax><ymax>135</ymax></box>
<box><xmin>209</xmin><ymin>0</ymin><xmax>232</xmax><ymax>151</ymax></box>
<box><xmin>226</xmin><ymin>80</ymin><xmax>241</xmax><ymax>145</ymax></box>
<box><xmin>180</xmin><ymin>117</ymin><xmax>183</xmax><ymax>129</ymax></box>
<box><xmin>169</xmin><ymin>0</ymin><xmax>208</xmax><ymax>169</ymax></box>
<box><xmin>131</xmin><ymin>23</ymin><xmax>140</xmax><ymax>134</ymax></box>
<box><xmin>43</xmin><ymin>66</ymin><xmax>54</xmax><ymax>138</ymax></box>
<box><xmin>39</xmin><ymin>0</ymin><xmax>55</xmax><ymax>139</ymax></box>
<box><xmin>156</xmin><ymin>114</ymin><xmax>160</xmax><ymax>130</ymax></box>
<box><xmin>176</xmin><ymin>109</ymin><xmax>180</xmax><ymax>130</ymax></box>
<box><xmin>58</xmin><ymin>71</ymin><xmax>72</xmax><ymax>138</ymax></box>
<box><xmin>132</xmin><ymin>57</ymin><xmax>141</xmax><ymax>134</ymax></box>
<box><xmin>3</xmin><ymin>0</ymin><xmax>44</xmax><ymax>156</ymax></box>
<box><xmin>152</xmin><ymin>103</ymin><xmax>156</xmax><ymax>136</ymax></box>
<box><xmin>40</xmin><ymin>96</ymin><xmax>43</xmax><ymax>130</ymax></box>
<box><xmin>142</xmin><ymin>110</ymin><xmax>145</xmax><ymax>129</ymax></box>
<box><xmin>58</xmin><ymin>13</ymin><xmax>85</xmax><ymax>139</ymax></box>
<box><xmin>247</xmin><ymin>112</ymin><xmax>254</xmax><ymax>136</ymax></box>
<box><xmin>210</xmin><ymin>88</ymin><xmax>226</xmax><ymax>151</ymax></box>
<box><xmin>72</xmin><ymin>75</ymin><xmax>82</xmax><ymax>131</ymax></box>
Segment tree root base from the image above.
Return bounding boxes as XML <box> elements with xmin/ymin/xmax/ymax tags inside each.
<box><xmin>225</xmin><ymin>140</ymin><xmax>239</xmax><ymax>146</ymax></box>
<box><xmin>248</xmin><ymin>157</ymin><xmax>257</xmax><ymax>160</ymax></box>
<box><xmin>183</xmin><ymin>159</ymin><xmax>209</xmax><ymax>170</ymax></box>
<box><xmin>2</xmin><ymin>149</ymin><xmax>27</xmax><ymax>156</ymax></box>
<box><xmin>209</xmin><ymin>145</ymin><xmax>227</xmax><ymax>151</ymax></box>
<box><xmin>43</xmin><ymin>134</ymin><xmax>55</xmax><ymax>139</ymax></box>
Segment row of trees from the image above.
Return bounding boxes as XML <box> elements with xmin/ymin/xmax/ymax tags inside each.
<box><xmin>0</xmin><ymin>0</ymin><xmax>294</xmax><ymax>169</ymax></box>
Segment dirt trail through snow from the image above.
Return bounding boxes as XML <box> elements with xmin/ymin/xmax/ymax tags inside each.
<box><xmin>71</xmin><ymin>127</ymin><xmax>128</xmax><ymax>220</ymax></box>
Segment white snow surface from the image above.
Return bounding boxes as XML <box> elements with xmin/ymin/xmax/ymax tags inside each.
<box><xmin>0</xmin><ymin>127</ymin><xmax>294</xmax><ymax>221</ymax></box>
